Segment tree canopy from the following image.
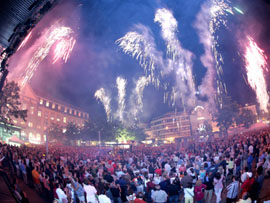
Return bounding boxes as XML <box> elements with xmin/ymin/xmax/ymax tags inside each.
<box><xmin>0</xmin><ymin>81</ymin><xmax>27</xmax><ymax>127</ymax></box>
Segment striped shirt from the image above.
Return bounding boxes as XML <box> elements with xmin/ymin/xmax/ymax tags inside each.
<box><xmin>226</xmin><ymin>181</ymin><xmax>239</xmax><ymax>199</ymax></box>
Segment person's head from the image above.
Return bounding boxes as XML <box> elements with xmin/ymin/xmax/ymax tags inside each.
<box><xmin>187</xmin><ymin>182</ymin><xmax>193</xmax><ymax>189</ymax></box>
<box><xmin>196</xmin><ymin>179</ymin><xmax>202</xmax><ymax>186</ymax></box>
<box><xmin>215</xmin><ymin>172</ymin><xmax>221</xmax><ymax>180</ymax></box>
<box><xmin>155</xmin><ymin>184</ymin><xmax>161</xmax><ymax>190</ymax></box>
<box><xmin>244</xmin><ymin>167</ymin><xmax>249</xmax><ymax>172</ymax></box>
<box><xmin>242</xmin><ymin>192</ymin><xmax>250</xmax><ymax>200</ymax></box>
<box><xmin>137</xmin><ymin>192</ymin><xmax>144</xmax><ymax>199</ymax></box>
<box><xmin>257</xmin><ymin>166</ymin><xmax>263</xmax><ymax>175</ymax></box>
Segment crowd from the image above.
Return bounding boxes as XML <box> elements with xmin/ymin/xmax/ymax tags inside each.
<box><xmin>0</xmin><ymin>128</ymin><xmax>270</xmax><ymax>203</ymax></box>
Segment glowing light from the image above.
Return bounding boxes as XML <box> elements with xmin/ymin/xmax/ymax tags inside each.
<box><xmin>244</xmin><ymin>36</ymin><xmax>269</xmax><ymax>112</ymax></box>
<box><xmin>116</xmin><ymin>77</ymin><xmax>127</xmax><ymax>122</ymax></box>
<box><xmin>17</xmin><ymin>31</ymin><xmax>32</xmax><ymax>51</ymax></box>
<box><xmin>233</xmin><ymin>7</ymin><xmax>244</xmax><ymax>15</ymax></box>
<box><xmin>94</xmin><ymin>88</ymin><xmax>111</xmax><ymax>120</ymax></box>
<box><xmin>20</xmin><ymin>24</ymin><xmax>76</xmax><ymax>87</ymax></box>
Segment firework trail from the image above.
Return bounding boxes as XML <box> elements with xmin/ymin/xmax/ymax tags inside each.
<box><xmin>244</xmin><ymin>36</ymin><xmax>269</xmax><ymax>112</ymax></box>
<box><xmin>17</xmin><ymin>31</ymin><xmax>32</xmax><ymax>51</ymax></box>
<box><xmin>194</xmin><ymin>0</ymin><xmax>232</xmax><ymax>109</ymax></box>
<box><xmin>116</xmin><ymin>77</ymin><xmax>127</xmax><ymax>122</ymax></box>
<box><xmin>154</xmin><ymin>8</ymin><xmax>196</xmax><ymax>107</ymax></box>
<box><xmin>116</xmin><ymin>25</ymin><xmax>163</xmax><ymax>88</ymax></box>
<box><xmin>94</xmin><ymin>88</ymin><xmax>112</xmax><ymax>120</ymax></box>
<box><xmin>129</xmin><ymin>76</ymin><xmax>150</xmax><ymax>121</ymax></box>
<box><xmin>20</xmin><ymin>23</ymin><xmax>76</xmax><ymax>87</ymax></box>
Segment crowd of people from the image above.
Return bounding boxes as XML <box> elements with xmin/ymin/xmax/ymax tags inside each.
<box><xmin>1</xmin><ymin>128</ymin><xmax>270</xmax><ymax>203</ymax></box>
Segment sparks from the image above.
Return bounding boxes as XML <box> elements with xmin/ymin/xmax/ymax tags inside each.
<box><xmin>94</xmin><ymin>88</ymin><xmax>111</xmax><ymax>121</ymax></box>
<box><xmin>20</xmin><ymin>24</ymin><xmax>76</xmax><ymax>87</ymax></box>
<box><xmin>17</xmin><ymin>31</ymin><xmax>32</xmax><ymax>51</ymax></box>
<box><xmin>244</xmin><ymin>36</ymin><xmax>269</xmax><ymax>112</ymax></box>
<box><xmin>233</xmin><ymin>7</ymin><xmax>244</xmax><ymax>15</ymax></box>
<box><xmin>116</xmin><ymin>77</ymin><xmax>127</xmax><ymax>123</ymax></box>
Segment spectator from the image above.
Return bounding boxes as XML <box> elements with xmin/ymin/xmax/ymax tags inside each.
<box><xmin>151</xmin><ymin>184</ymin><xmax>167</xmax><ymax>203</ymax></box>
<box><xmin>194</xmin><ymin>179</ymin><xmax>206</xmax><ymax>203</ymax></box>
<box><xmin>226</xmin><ymin>176</ymin><xmax>240</xmax><ymax>203</ymax></box>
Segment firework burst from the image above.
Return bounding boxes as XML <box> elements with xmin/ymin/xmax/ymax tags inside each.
<box><xmin>244</xmin><ymin>36</ymin><xmax>269</xmax><ymax>112</ymax></box>
<box><xmin>20</xmin><ymin>24</ymin><xmax>76</xmax><ymax>87</ymax></box>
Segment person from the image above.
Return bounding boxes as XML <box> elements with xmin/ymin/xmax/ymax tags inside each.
<box><xmin>214</xmin><ymin>172</ymin><xmax>224</xmax><ymax>203</ymax></box>
<box><xmin>226</xmin><ymin>176</ymin><xmax>240</xmax><ymax>203</ymax></box>
<box><xmin>167</xmin><ymin>180</ymin><xmax>180</xmax><ymax>203</ymax></box>
<box><xmin>98</xmin><ymin>190</ymin><xmax>112</xmax><ymax>203</ymax></box>
<box><xmin>151</xmin><ymin>184</ymin><xmax>168</xmax><ymax>203</ymax></box>
<box><xmin>134</xmin><ymin>192</ymin><xmax>146</xmax><ymax>203</ymax></box>
<box><xmin>56</xmin><ymin>183</ymin><xmax>68</xmax><ymax>203</ymax></box>
<box><xmin>184</xmin><ymin>183</ymin><xmax>194</xmax><ymax>203</ymax></box>
<box><xmin>73</xmin><ymin>177</ymin><xmax>85</xmax><ymax>203</ymax></box>
<box><xmin>241</xmin><ymin>172</ymin><xmax>254</xmax><ymax>197</ymax></box>
<box><xmin>194</xmin><ymin>179</ymin><xmax>206</xmax><ymax>203</ymax></box>
<box><xmin>110</xmin><ymin>181</ymin><xmax>122</xmax><ymax>203</ymax></box>
<box><xmin>258</xmin><ymin>170</ymin><xmax>270</xmax><ymax>202</ymax></box>
<box><xmin>237</xmin><ymin>192</ymin><xmax>252</xmax><ymax>203</ymax></box>
<box><xmin>83</xmin><ymin>179</ymin><xmax>98</xmax><ymax>203</ymax></box>
<box><xmin>204</xmin><ymin>173</ymin><xmax>214</xmax><ymax>203</ymax></box>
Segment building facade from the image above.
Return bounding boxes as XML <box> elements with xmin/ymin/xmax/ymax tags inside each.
<box><xmin>148</xmin><ymin>112</ymin><xmax>192</xmax><ymax>142</ymax></box>
<box><xmin>11</xmin><ymin>84</ymin><xmax>89</xmax><ymax>144</ymax></box>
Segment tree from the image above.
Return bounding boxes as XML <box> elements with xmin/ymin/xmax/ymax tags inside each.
<box><xmin>115</xmin><ymin>128</ymin><xmax>135</xmax><ymax>143</ymax></box>
<box><xmin>48</xmin><ymin>123</ymin><xmax>64</xmax><ymax>141</ymax></box>
<box><xmin>0</xmin><ymin>81</ymin><xmax>27</xmax><ymax>127</ymax></box>
<box><xmin>236</xmin><ymin>108</ymin><xmax>256</xmax><ymax>128</ymax></box>
<box><xmin>128</xmin><ymin>126</ymin><xmax>147</xmax><ymax>142</ymax></box>
<box><xmin>65</xmin><ymin>122</ymin><xmax>80</xmax><ymax>141</ymax></box>
<box><xmin>215</xmin><ymin>96</ymin><xmax>239</xmax><ymax>136</ymax></box>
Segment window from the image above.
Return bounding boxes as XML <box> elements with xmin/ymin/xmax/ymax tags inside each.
<box><xmin>21</xmin><ymin>121</ymin><xmax>25</xmax><ymax>125</ymax></box>
<box><xmin>28</xmin><ymin>122</ymin><xmax>33</xmax><ymax>127</ymax></box>
<box><xmin>51</xmin><ymin>116</ymin><xmax>54</xmax><ymax>120</ymax></box>
<box><xmin>74</xmin><ymin>110</ymin><xmax>77</xmax><ymax>116</ymax></box>
<box><xmin>64</xmin><ymin>108</ymin><xmax>67</xmax><ymax>113</ymax></box>
<box><xmin>69</xmin><ymin>109</ymin><xmax>72</xmax><ymax>114</ymax></box>
<box><xmin>46</xmin><ymin>101</ymin><xmax>50</xmax><ymax>107</ymax></box>
<box><xmin>78</xmin><ymin>112</ymin><xmax>81</xmax><ymax>117</ymax></box>
<box><xmin>13</xmin><ymin>120</ymin><xmax>17</xmax><ymax>124</ymax></box>
<box><xmin>52</xmin><ymin>103</ymin><xmax>55</xmax><ymax>109</ymax></box>
<box><xmin>63</xmin><ymin>128</ymin><xmax>67</xmax><ymax>133</ymax></box>
<box><xmin>40</xmin><ymin>99</ymin><xmax>43</xmax><ymax>105</ymax></box>
<box><xmin>38</xmin><ymin>111</ymin><xmax>42</xmax><ymax>117</ymax></box>
<box><xmin>58</xmin><ymin>105</ymin><xmax>61</xmax><ymax>111</ymax></box>
<box><xmin>30</xmin><ymin>106</ymin><xmax>34</xmax><ymax>114</ymax></box>
<box><xmin>44</xmin><ymin>135</ymin><xmax>46</xmax><ymax>141</ymax></box>
<box><xmin>57</xmin><ymin>117</ymin><xmax>60</xmax><ymax>122</ymax></box>
<box><xmin>63</xmin><ymin>117</ymin><xmax>67</xmax><ymax>123</ymax></box>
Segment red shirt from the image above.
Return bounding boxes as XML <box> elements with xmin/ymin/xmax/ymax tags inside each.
<box><xmin>134</xmin><ymin>198</ymin><xmax>146</xmax><ymax>203</ymax></box>
<box><xmin>155</xmin><ymin>168</ymin><xmax>162</xmax><ymax>176</ymax></box>
<box><xmin>241</xmin><ymin>178</ymin><xmax>255</xmax><ymax>196</ymax></box>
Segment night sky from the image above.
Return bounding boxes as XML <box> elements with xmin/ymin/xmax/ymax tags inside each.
<box><xmin>8</xmin><ymin>0</ymin><xmax>270</xmax><ymax>123</ymax></box>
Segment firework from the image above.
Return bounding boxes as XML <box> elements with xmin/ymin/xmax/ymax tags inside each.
<box><xmin>94</xmin><ymin>88</ymin><xmax>112</xmax><ymax>120</ymax></box>
<box><xmin>116</xmin><ymin>26</ymin><xmax>162</xmax><ymax>88</ymax></box>
<box><xmin>244</xmin><ymin>36</ymin><xmax>269</xmax><ymax>112</ymax></box>
<box><xmin>116</xmin><ymin>77</ymin><xmax>127</xmax><ymax>122</ymax></box>
<box><xmin>20</xmin><ymin>24</ymin><xmax>76</xmax><ymax>87</ymax></box>
<box><xmin>17</xmin><ymin>31</ymin><xmax>32</xmax><ymax>51</ymax></box>
<box><xmin>233</xmin><ymin>7</ymin><xmax>244</xmax><ymax>15</ymax></box>
<box><xmin>154</xmin><ymin>8</ymin><xmax>196</xmax><ymax>107</ymax></box>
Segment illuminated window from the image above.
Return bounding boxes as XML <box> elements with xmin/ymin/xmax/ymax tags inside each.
<box><xmin>57</xmin><ymin>118</ymin><xmax>60</xmax><ymax>122</ymax></box>
<box><xmin>58</xmin><ymin>105</ymin><xmax>61</xmax><ymax>111</ymax></box>
<box><xmin>74</xmin><ymin>110</ymin><xmax>77</xmax><ymax>116</ymax></box>
<box><xmin>13</xmin><ymin>120</ymin><xmax>17</xmax><ymax>124</ymax></box>
<box><xmin>38</xmin><ymin>111</ymin><xmax>42</xmax><ymax>117</ymax></box>
<box><xmin>51</xmin><ymin>116</ymin><xmax>54</xmax><ymax>120</ymax></box>
<box><xmin>78</xmin><ymin>112</ymin><xmax>81</xmax><ymax>117</ymax></box>
<box><xmin>30</xmin><ymin>106</ymin><xmax>34</xmax><ymax>114</ymax></box>
<box><xmin>22</xmin><ymin>103</ymin><xmax>27</xmax><ymax>109</ymax></box>
<box><xmin>46</xmin><ymin>101</ymin><xmax>50</xmax><ymax>107</ymax></box>
<box><xmin>44</xmin><ymin>135</ymin><xmax>46</xmax><ymax>141</ymax></box>
<box><xmin>69</xmin><ymin>109</ymin><xmax>72</xmax><ymax>114</ymax></box>
<box><xmin>40</xmin><ymin>99</ymin><xmax>43</xmax><ymax>105</ymax></box>
<box><xmin>28</xmin><ymin>122</ymin><xmax>33</xmax><ymax>127</ymax></box>
<box><xmin>21</xmin><ymin>121</ymin><xmax>25</xmax><ymax>125</ymax></box>
<box><xmin>63</xmin><ymin>128</ymin><xmax>67</xmax><ymax>133</ymax></box>
<box><xmin>64</xmin><ymin>108</ymin><xmax>67</xmax><ymax>113</ymax></box>
<box><xmin>52</xmin><ymin>103</ymin><xmax>55</xmax><ymax>109</ymax></box>
<box><xmin>63</xmin><ymin>117</ymin><xmax>67</xmax><ymax>123</ymax></box>
<box><xmin>37</xmin><ymin>125</ymin><xmax>41</xmax><ymax>129</ymax></box>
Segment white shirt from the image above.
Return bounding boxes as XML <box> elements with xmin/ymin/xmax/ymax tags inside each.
<box><xmin>151</xmin><ymin>189</ymin><xmax>168</xmax><ymax>203</ymax></box>
<box><xmin>56</xmin><ymin>188</ymin><xmax>67</xmax><ymax>203</ymax></box>
<box><xmin>184</xmin><ymin>188</ymin><xmax>194</xmax><ymax>198</ymax></box>
<box><xmin>84</xmin><ymin>184</ymin><xmax>98</xmax><ymax>203</ymax></box>
<box><xmin>98</xmin><ymin>194</ymin><xmax>111</xmax><ymax>203</ymax></box>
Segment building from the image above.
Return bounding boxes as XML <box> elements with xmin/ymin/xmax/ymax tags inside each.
<box><xmin>148</xmin><ymin>112</ymin><xmax>192</xmax><ymax>143</ymax></box>
<box><xmin>11</xmin><ymin>83</ymin><xmax>89</xmax><ymax>144</ymax></box>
